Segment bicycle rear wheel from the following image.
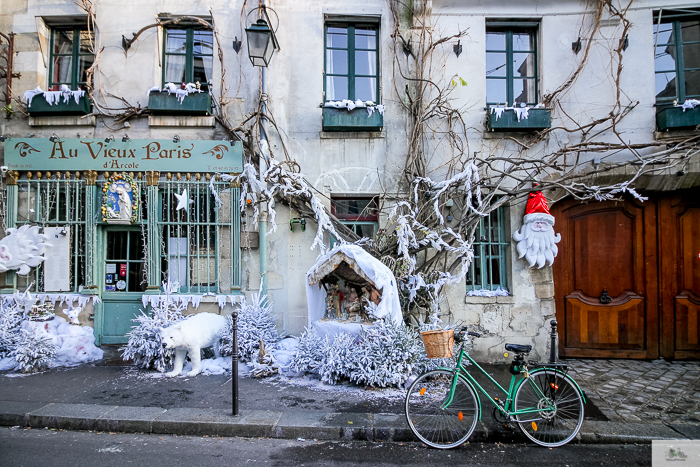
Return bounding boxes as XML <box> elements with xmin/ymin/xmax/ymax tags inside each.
<box><xmin>513</xmin><ymin>369</ymin><xmax>584</xmax><ymax>447</ymax></box>
<box><xmin>404</xmin><ymin>369</ymin><xmax>479</xmax><ymax>449</ymax></box>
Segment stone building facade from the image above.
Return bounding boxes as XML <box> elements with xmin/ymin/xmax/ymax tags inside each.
<box><xmin>1</xmin><ymin>0</ymin><xmax>698</xmax><ymax>361</ymax></box>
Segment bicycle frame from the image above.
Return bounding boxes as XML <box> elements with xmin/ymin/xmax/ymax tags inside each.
<box><xmin>440</xmin><ymin>342</ymin><xmax>585</xmax><ymax>420</ymax></box>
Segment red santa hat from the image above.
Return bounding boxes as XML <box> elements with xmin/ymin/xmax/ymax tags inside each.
<box><xmin>523</xmin><ymin>190</ymin><xmax>555</xmax><ymax>226</ymax></box>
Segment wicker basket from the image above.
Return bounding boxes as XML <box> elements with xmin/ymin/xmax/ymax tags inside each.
<box><xmin>421</xmin><ymin>329</ymin><xmax>454</xmax><ymax>359</ymax></box>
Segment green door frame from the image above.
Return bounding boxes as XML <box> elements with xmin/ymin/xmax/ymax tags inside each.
<box><xmin>97</xmin><ymin>225</ymin><xmax>147</xmax><ymax>345</ymax></box>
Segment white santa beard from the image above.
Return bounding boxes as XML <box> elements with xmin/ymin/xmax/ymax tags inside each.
<box><xmin>514</xmin><ymin>223</ymin><xmax>561</xmax><ymax>268</ymax></box>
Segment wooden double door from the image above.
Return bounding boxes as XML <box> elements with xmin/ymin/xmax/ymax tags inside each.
<box><xmin>552</xmin><ymin>190</ymin><xmax>700</xmax><ymax>360</ymax></box>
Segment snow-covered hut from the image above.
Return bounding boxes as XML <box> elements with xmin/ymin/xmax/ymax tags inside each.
<box><xmin>305</xmin><ymin>244</ymin><xmax>403</xmax><ymax>334</ymax></box>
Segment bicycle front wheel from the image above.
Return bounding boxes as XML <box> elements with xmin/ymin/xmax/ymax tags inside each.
<box><xmin>513</xmin><ymin>369</ymin><xmax>584</xmax><ymax>447</ymax></box>
<box><xmin>404</xmin><ymin>369</ymin><xmax>479</xmax><ymax>449</ymax></box>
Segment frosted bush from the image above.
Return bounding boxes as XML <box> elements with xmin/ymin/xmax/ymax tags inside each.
<box><xmin>0</xmin><ymin>302</ymin><xmax>23</xmax><ymax>358</ymax></box>
<box><xmin>290</xmin><ymin>320</ymin><xmax>430</xmax><ymax>388</ymax></box>
<box><xmin>290</xmin><ymin>326</ymin><xmax>328</xmax><ymax>374</ymax></box>
<box><xmin>218</xmin><ymin>288</ymin><xmax>279</xmax><ymax>363</ymax></box>
<box><xmin>121</xmin><ymin>300</ymin><xmax>185</xmax><ymax>372</ymax></box>
<box><xmin>12</xmin><ymin>328</ymin><xmax>57</xmax><ymax>373</ymax></box>
<box><xmin>349</xmin><ymin>320</ymin><xmax>425</xmax><ymax>388</ymax></box>
<box><xmin>320</xmin><ymin>332</ymin><xmax>358</xmax><ymax>385</ymax></box>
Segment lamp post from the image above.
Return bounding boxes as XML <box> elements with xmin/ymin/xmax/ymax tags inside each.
<box><xmin>231</xmin><ymin>3</ymin><xmax>280</xmax><ymax>418</ymax></box>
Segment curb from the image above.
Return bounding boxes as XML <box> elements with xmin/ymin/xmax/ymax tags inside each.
<box><xmin>1</xmin><ymin>401</ymin><xmax>698</xmax><ymax>444</ymax></box>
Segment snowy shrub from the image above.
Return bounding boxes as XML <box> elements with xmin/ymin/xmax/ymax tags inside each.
<box><xmin>349</xmin><ymin>320</ymin><xmax>425</xmax><ymax>388</ymax></box>
<box><xmin>121</xmin><ymin>299</ymin><xmax>185</xmax><ymax>372</ymax></box>
<box><xmin>217</xmin><ymin>315</ymin><xmax>235</xmax><ymax>357</ymax></box>
<box><xmin>11</xmin><ymin>328</ymin><xmax>57</xmax><ymax>373</ymax></box>
<box><xmin>219</xmin><ymin>288</ymin><xmax>279</xmax><ymax>363</ymax></box>
<box><xmin>320</xmin><ymin>332</ymin><xmax>358</xmax><ymax>385</ymax></box>
<box><xmin>0</xmin><ymin>302</ymin><xmax>23</xmax><ymax>358</ymax></box>
<box><xmin>290</xmin><ymin>327</ymin><xmax>329</xmax><ymax>374</ymax></box>
<box><xmin>291</xmin><ymin>320</ymin><xmax>430</xmax><ymax>388</ymax></box>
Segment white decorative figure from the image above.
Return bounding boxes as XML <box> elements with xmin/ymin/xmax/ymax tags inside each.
<box><xmin>65</xmin><ymin>306</ymin><xmax>82</xmax><ymax>325</ymax></box>
<box><xmin>0</xmin><ymin>225</ymin><xmax>51</xmax><ymax>275</ymax></box>
<box><xmin>115</xmin><ymin>186</ymin><xmax>132</xmax><ymax>221</ymax></box>
<box><xmin>174</xmin><ymin>189</ymin><xmax>192</xmax><ymax>211</ymax></box>
<box><xmin>159</xmin><ymin>312</ymin><xmax>227</xmax><ymax>377</ymax></box>
<box><xmin>512</xmin><ymin>190</ymin><xmax>561</xmax><ymax>269</ymax></box>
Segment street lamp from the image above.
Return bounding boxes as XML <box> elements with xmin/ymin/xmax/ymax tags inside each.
<box><xmin>245</xmin><ymin>14</ymin><xmax>279</xmax><ymax>67</ymax></box>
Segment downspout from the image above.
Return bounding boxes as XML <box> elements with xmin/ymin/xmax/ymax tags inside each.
<box><xmin>258</xmin><ymin>0</ymin><xmax>268</xmax><ymax>298</ymax></box>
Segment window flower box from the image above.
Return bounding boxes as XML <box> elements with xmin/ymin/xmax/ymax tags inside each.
<box><xmin>25</xmin><ymin>91</ymin><xmax>91</xmax><ymax>116</ymax></box>
<box><xmin>148</xmin><ymin>91</ymin><xmax>211</xmax><ymax>116</ymax></box>
<box><xmin>656</xmin><ymin>104</ymin><xmax>700</xmax><ymax>131</ymax></box>
<box><xmin>486</xmin><ymin>107</ymin><xmax>551</xmax><ymax>132</ymax></box>
<box><xmin>322</xmin><ymin>103</ymin><xmax>384</xmax><ymax>132</ymax></box>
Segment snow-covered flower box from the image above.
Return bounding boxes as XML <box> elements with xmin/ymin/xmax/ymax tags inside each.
<box><xmin>148</xmin><ymin>89</ymin><xmax>211</xmax><ymax>116</ymax></box>
<box><xmin>24</xmin><ymin>86</ymin><xmax>91</xmax><ymax>116</ymax></box>
<box><xmin>487</xmin><ymin>106</ymin><xmax>551</xmax><ymax>132</ymax></box>
<box><xmin>322</xmin><ymin>100</ymin><xmax>384</xmax><ymax>132</ymax></box>
<box><xmin>656</xmin><ymin>101</ymin><xmax>700</xmax><ymax>131</ymax></box>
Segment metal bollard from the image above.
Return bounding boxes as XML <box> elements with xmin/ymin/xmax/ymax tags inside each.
<box><xmin>549</xmin><ymin>319</ymin><xmax>558</xmax><ymax>363</ymax></box>
<box><xmin>232</xmin><ymin>309</ymin><xmax>239</xmax><ymax>416</ymax></box>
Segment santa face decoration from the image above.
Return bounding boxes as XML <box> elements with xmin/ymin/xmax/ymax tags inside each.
<box><xmin>512</xmin><ymin>191</ymin><xmax>561</xmax><ymax>269</ymax></box>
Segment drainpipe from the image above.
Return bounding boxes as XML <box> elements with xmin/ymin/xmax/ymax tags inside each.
<box><xmin>258</xmin><ymin>64</ymin><xmax>268</xmax><ymax>299</ymax></box>
<box><xmin>258</xmin><ymin>0</ymin><xmax>268</xmax><ymax>299</ymax></box>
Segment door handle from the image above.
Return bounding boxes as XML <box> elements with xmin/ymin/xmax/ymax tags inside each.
<box><xmin>599</xmin><ymin>289</ymin><xmax>612</xmax><ymax>304</ymax></box>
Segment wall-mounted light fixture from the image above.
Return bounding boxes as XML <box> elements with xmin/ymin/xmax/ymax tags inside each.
<box><xmin>572</xmin><ymin>37</ymin><xmax>582</xmax><ymax>54</ymax></box>
<box><xmin>49</xmin><ymin>133</ymin><xmax>60</xmax><ymax>142</ymax></box>
<box><xmin>290</xmin><ymin>217</ymin><xmax>306</xmax><ymax>232</ymax></box>
<box><xmin>0</xmin><ymin>135</ymin><xmax>8</xmax><ymax>142</ymax></box>
<box><xmin>453</xmin><ymin>40</ymin><xmax>462</xmax><ymax>57</ymax></box>
<box><xmin>232</xmin><ymin>37</ymin><xmax>242</xmax><ymax>53</ymax></box>
<box><xmin>104</xmin><ymin>135</ymin><xmax>114</xmax><ymax>143</ymax></box>
<box><xmin>173</xmin><ymin>134</ymin><xmax>180</xmax><ymax>143</ymax></box>
<box><xmin>245</xmin><ymin>7</ymin><xmax>280</xmax><ymax>67</ymax></box>
<box><xmin>122</xmin><ymin>135</ymin><xmax>130</xmax><ymax>142</ymax></box>
<box><xmin>620</xmin><ymin>35</ymin><xmax>629</xmax><ymax>51</ymax></box>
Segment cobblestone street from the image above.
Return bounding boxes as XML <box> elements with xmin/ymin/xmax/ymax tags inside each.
<box><xmin>568</xmin><ymin>359</ymin><xmax>700</xmax><ymax>425</ymax></box>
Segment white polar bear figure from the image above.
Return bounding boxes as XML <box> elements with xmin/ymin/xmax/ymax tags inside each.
<box><xmin>159</xmin><ymin>312</ymin><xmax>227</xmax><ymax>377</ymax></box>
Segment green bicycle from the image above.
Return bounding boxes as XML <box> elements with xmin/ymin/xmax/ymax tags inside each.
<box><xmin>405</xmin><ymin>328</ymin><xmax>585</xmax><ymax>449</ymax></box>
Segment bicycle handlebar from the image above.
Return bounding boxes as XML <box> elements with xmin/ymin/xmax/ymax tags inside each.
<box><xmin>454</xmin><ymin>327</ymin><xmax>481</xmax><ymax>343</ymax></box>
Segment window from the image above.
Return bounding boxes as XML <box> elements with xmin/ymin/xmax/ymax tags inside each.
<box><xmin>158</xmin><ymin>179</ymin><xmax>239</xmax><ymax>293</ymax></box>
<box><xmin>486</xmin><ymin>23</ymin><xmax>538</xmax><ymax>106</ymax></box>
<box><xmin>325</xmin><ymin>21</ymin><xmax>379</xmax><ymax>102</ymax></box>
<box><xmin>163</xmin><ymin>28</ymin><xmax>213</xmax><ymax>90</ymax></box>
<box><xmin>331</xmin><ymin>196</ymin><xmax>379</xmax><ymax>238</ymax></box>
<box><xmin>14</xmin><ymin>176</ymin><xmax>88</xmax><ymax>293</ymax></box>
<box><xmin>466</xmin><ymin>206</ymin><xmax>509</xmax><ymax>292</ymax></box>
<box><xmin>654</xmin><ymin>10</ymin><xmax>700</xmax><ymax>103</ymax></box>
<box><xmin>49</xmin><ymin>27</ymin><xmax>93</xmax><ymax>90</ymax></box>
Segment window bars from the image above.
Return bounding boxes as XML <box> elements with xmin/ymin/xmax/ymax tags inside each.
<box><xmin>466</xmin><ymin>206</ymin><xmax>509</xmax><ymax>292</ymax></box>
<box><xmin>157</xmin><ymin>176</ymin><xmax>240</xmax><ymax>293</ymax></box>
<box><xmin>14</xmin><ymin>174</ymin><xmax>88</xmax><ymax>293</ymax></box>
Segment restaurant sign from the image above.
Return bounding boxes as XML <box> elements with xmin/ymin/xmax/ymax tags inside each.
<box><xmin>4</xmin><ymin>138</ymin><xmax>243</xmax><ymax>173</ymax></box>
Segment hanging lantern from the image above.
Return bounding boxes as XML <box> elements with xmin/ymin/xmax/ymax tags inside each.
<box><xmin>245</xmin><ymin>19</ymin><xmax>277</xmax><ymax>67</ymax></box>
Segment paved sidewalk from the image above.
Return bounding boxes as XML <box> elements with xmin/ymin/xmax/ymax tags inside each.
<box><xmin>567</xmin><ymin>359</ymin><xmax>700</xmax><ymax>425</ymax></box>
<box><xmin>1</xmin><ymin>350</ymin><xmax>699</xmax><ymax>444</ymax></box>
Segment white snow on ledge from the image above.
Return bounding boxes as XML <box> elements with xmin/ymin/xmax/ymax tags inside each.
<box><xmin>23</xmin><ymin>85</ymin><xmax>85</xmax><ymax>107</ymax></box>
<box><xmin>489</xmin><ymin>103</ymin><xmax>546</xmax><ymax>122</ymax></box>
<box><xmin>466</xmin><ymin>286</ymin><xmax>510</xmax><ymax>297</ymax></box>
<box><xmin>1</xmin><ymin>293</ymin><xmax>99</xmax><ymax>308</ymax></box>
<box><xmin>677</xmin><ymin>99</ymin><xmax>700</xmax><ymax>111</ymax></box>
<box><xmin>324</xmin><ymin>99</ymin><xmax>385</xmax><ymax>116</ymax></box>
<box><xmin>141</xmin><ymin>293</ymin><xmax>243</xmax><ymax>310</ymax></box>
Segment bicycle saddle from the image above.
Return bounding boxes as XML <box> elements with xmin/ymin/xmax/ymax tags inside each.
<box><xmin>505</xmin><ymin>343</ymin><xmax>532</xmax><ymax>354</ymax></box>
